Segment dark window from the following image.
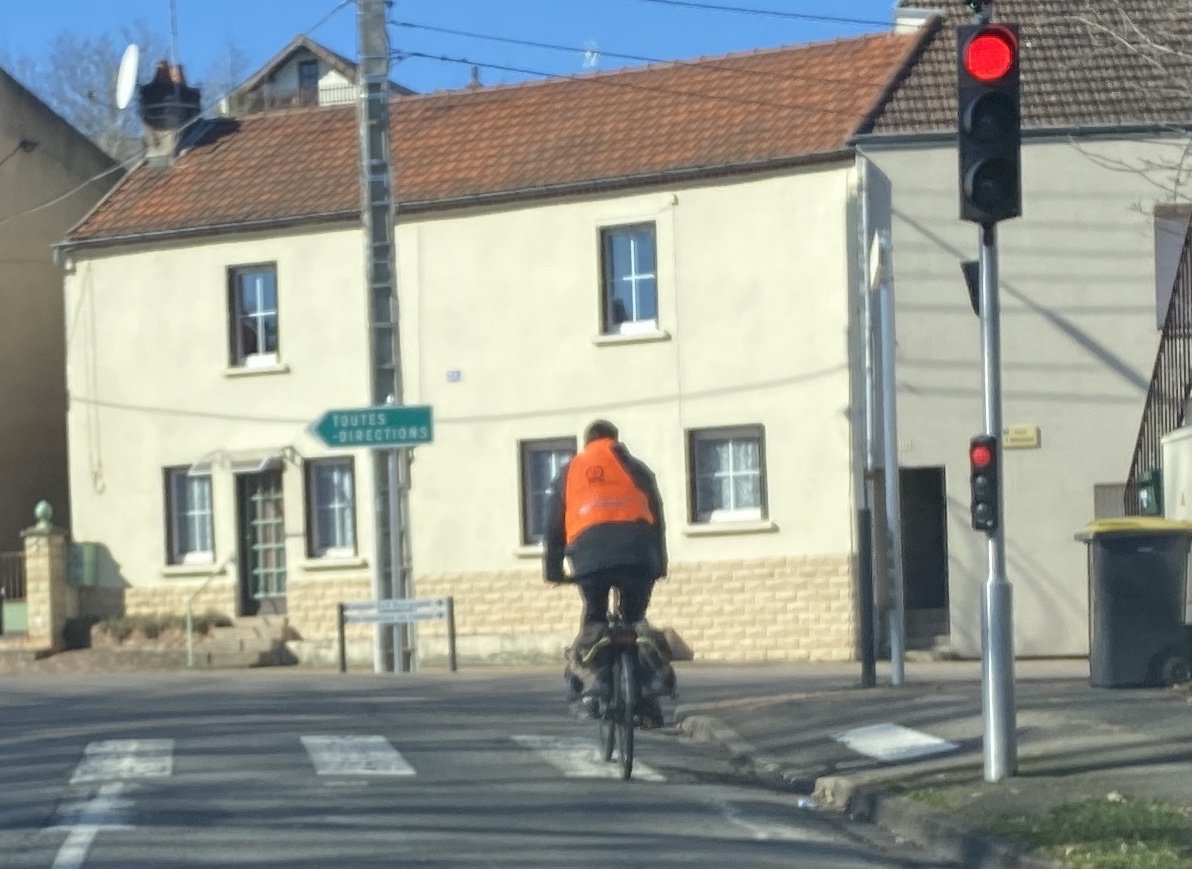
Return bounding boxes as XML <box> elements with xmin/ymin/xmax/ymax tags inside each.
<box><xmin>298</xmin><ymin>60</ymin><xmax>319</xmax><ymax>106</ymax></box>
<box><xmin>229</xmin><ymin>265</ymin><xmax>279</xmax><ymax>367</ymax></box>
<box><xmin>519</xmin><ymin>438</ymin><xmax>577</xmax><ymax>544</ymax></box>
<box><xmin>601</xmin><ymin>223</ymin><xmax>658</xmax><ymax>334</ymax></box>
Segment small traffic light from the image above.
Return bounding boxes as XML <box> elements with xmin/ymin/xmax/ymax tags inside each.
<box><xmin>970</xmin><ymin>435</ymin><xmax>1000</xmax><ymax>532</ymax></box>
<box><xmin>957</xmin><ymin>23</ymin><xmax>1022</xmax><ymax>225</ymax></box>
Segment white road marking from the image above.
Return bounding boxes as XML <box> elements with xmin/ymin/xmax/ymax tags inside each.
<box><xmin>301</xmin><ymin>735</ymin><xmax>416</xmax><ymax>776</ymax></box>
<box><xmin>706</xmin><ymin>798</ymin><xmax>836</xmax><ymax>843</ymax></box>
<box><xmin>51</xmin><ymin>783</ymin><xmax>132</xmax><ymax>869</ymax></box>
<box><xmin>833</xmin><ymin>723</ymin><xmax>959</xmax><ymax>763</ymax></box>
<box><xmin>69</xmin><ymin>739</ymin><xmax>174</xmax><ymax>784</ymax></box>
<box><xmin>512</xmin><ymin>735</ymin><xmax>665</xmax><ymax>781</ymax></box>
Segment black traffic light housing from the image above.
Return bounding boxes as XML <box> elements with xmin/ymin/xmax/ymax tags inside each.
<box><xmin>970</xmin><ymin>434</ymin><xmax>1000</xmax><ymax>532</ymax></box>
<box><xmin>957</xmin><ymin>23</ymin><xmax>1022</xmax><ymax>225</ymax></box>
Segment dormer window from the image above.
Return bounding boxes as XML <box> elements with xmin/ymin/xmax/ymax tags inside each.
<box><xmin>298</xmin><ymin>60</ymin><xmax>319</xmax><ymax>107</ymax></box>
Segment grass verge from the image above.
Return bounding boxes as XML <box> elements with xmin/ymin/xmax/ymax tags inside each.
<box><xmin>905</xmin><ymin>788</ymin><xmax>1192</xmax><ymax>868</ymax></box>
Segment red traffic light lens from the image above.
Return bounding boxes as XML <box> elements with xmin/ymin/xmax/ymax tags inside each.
<box><xmin>964</xmin><ymin>29</ymin><xmax>1015</xmax><ymax>82</ymax></box>
<box><xmin>970</xmin><ymin>444</ymin><xmax>994</xmax><ymax>468</ymax></box>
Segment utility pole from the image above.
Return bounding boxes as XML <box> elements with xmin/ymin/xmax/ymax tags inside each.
<box><xmin>358</xmin><ymin>0</ymin><xmax>415</xmax><ymax>673</ymax></box>
<box><xmin>875</xmin><ymin>229</ymin><xmax>906</xmax><ymax>687</ymax></box>
<box><xmin>856</xmin><ymin>155</ymin><xmax>877</xmax><ymax>690</ymax></box>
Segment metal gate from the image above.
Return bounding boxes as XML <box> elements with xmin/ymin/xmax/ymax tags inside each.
<box><xmin>0</xmin><ymin>551</ymin><xmax>27</xmax><ymax>634</ymax></box>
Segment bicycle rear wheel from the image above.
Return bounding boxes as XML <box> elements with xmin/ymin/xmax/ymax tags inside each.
<box><xmin>615</xmin><ymin>649</ymin><xmax>636</xmax><ymax>780</ymax></box>
<box><xmin>597</xmin><ymin>691</ymin><xmax>615</xmax><ymax>761</ymax></box>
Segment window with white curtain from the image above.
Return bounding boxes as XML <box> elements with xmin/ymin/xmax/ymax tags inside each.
<box><xmin>165</xmin><ymin>467</ymin><xmax>214</xmax><ymax>564</ymax></box>
<box><xmin>689</xmin><ymin>425</ymin><xmax>767</xmax><ymax>523</ymax></box>
<box><xmin>306</xmin><ymin>458</ymin><xmax>356</xmax><ymax>557</ymax></box>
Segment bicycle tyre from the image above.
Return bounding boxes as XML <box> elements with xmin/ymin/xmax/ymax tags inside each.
<box><xmin>597</xmin><ymin>690</ymin><xmax>615</xmax><ymax>762</ymax></box>
<box><xmin>615</xmin><ymin>648</ymin><xmax>636</xmax><ymax>780</ymax></box>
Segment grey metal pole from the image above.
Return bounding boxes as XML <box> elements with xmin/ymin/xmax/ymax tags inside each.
<box><xmin>856</xmin><ymin>155</ymin><xmax>878</xmax><ymax>688</ymax></box>
<box><xmin>359</xmin><ymin>0</ymin><xmax>414</xmax><ymax>674</ymax></box>
<box><xmin>978</xmin><ymin>224</ymin><xmax>1017</xmax><ymax>781</ymax></box>
<box><xmin>877</xmin><ymin>230</ymin><xmax>906</xmax><ymax>686</ymax></box>
<box><xmin>445</xmin><ymin>596</ymin><xmax>458</xmax><ymax>673</ymax></box>
<box><xmin>337</xmin><ymin>603</ymin><xmax>347</xmax><ymax>674</ymax></box>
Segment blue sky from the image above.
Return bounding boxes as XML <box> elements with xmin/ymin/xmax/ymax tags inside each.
<box><xmin>0</xmin><ymin>0</ymin><xmax>901</xmax><ymax>97</ymax></box>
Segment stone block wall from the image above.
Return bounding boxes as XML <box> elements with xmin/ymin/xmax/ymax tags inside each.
<box><xmin>415</xmin><ymin>553</ymin><xmax>857</xmax><ymax>664</ymax></box>
<box><xmin>109</xmin><ymin>553</ymin><xmax>857</xmax><ymax>666</ymax></box>
<box><xmin>125</xmin><ymin>579</ymin><xmax>237</xmax><ymax>620</ymax></box>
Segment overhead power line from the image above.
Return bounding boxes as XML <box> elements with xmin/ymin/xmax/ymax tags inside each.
<box><xmin>395</xmin><ymin>50</ymin><xmax>871</xmax><ymax>118</ymax></box>
<box><xmin>391</xmin><ymin>19</ymin><xmax>890</xmax><ymax>90</ymax></box>
<box><xmin>624</xmin><ymin>0</ymin><xmax>889</xmax><ymax>28</ymax></box>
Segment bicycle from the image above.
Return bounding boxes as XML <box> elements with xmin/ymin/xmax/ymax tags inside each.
<box><xmin>593</xmin><ymin>611</ymin><xmax>639</xmax><ymax>780</ymax></box>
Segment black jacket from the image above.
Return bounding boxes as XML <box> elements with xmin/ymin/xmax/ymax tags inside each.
<box><xmin>542</xmin><ymin>442</ymin><xmax>667</xmax><ymax>583</ymax></box>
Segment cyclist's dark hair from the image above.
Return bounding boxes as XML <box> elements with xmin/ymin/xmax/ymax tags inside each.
<box><xmin>584</xmin><ymin>419</ymin><xmax>619</xmax><ymax>444</ymax></box>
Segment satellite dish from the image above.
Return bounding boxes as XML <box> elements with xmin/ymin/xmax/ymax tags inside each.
<box><xmin>115</xmin><ymin>43</ymin><xmax>140</xmax><ymax>110</ymax></box>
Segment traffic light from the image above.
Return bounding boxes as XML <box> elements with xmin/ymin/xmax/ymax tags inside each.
<box><xmin>969</xmin><ymin>435</ymin><xmax>1000</xmax><ymax>532</ymax></box>
<box><xmin>957</xmin><ymin>23</ymin><xmax>1021</xmax><ymax>225</ymax></box>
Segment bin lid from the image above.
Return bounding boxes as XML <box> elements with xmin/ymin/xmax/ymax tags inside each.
<box><xmin>1075</xmin><ymin>516</ymin><xmax>1192</xmax><ymax>541</ymax></box>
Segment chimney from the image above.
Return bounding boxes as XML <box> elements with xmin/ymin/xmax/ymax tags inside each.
<box><xmin>138</xmin><ymin>60</ymin><xmax>202</xmax><ymax>164</ymax></box>
<box><xmin>895</xmin><ymin>7</ymin><xmax>940</xmax><ymax>33</ymax></box>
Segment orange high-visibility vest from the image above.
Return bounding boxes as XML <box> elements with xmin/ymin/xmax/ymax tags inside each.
<box><xmin>564</xmin><ymin>439</ymin><xmax>655</xmax><ymax>544</ymax></box>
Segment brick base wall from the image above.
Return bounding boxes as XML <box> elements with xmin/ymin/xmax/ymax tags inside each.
<box><xmin>119</xmin><ymin>554</ymin><xmax>857</xmax><ymax>666</ymax></box>
<box><xmin>416</xmin><ymin>554</ymin><xmax>857</xmax><ymax>664</ymax></box>
<box><xmin>126</xmin><ymin>580</ymin><xmax>237</xmax><ymax>620</ymax></box>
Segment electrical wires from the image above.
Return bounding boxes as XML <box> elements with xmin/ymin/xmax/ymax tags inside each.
<box><xmin>0</xmin><ymin>0</ymin><xmax>355</xmax><ymax>233</ymax></box>
<box><xmin>623</xmin><ymin>0</ymin><xmax>889</xmax><ymax>28</ymax></box>
<box><xmin>395</xmin><ymin>49</ymin><xmax>874</xmax><ymax>118</ymax></box>
<box><xmin>391</xmin><ymin>19</ymin><xmax>890</xmax><ymax>89</ymax></box>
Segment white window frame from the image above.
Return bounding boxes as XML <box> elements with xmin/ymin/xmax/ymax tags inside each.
<box><xmin>165</xmin><ymin>467</ymin><xmax>215</xmax><ymax>565</ymax></box>
<box><xmin>230</xmin><ymin>264</ymin><xmax>280</xmax><ymax>368</ymax></box>
<box><xmin>520</xmin><ymin>437</ymin><xmax>577</xmax><ymax>545</ymax></box>
<box><xmin>601</xmin><ymin>223</ymin><xmax>658</xmax><ymax>335</ymax></box>
<box><xmin>306</xmin><ymin>458</ymin><xmax>357</xmax><ymax>558</ymax></box>
<box><xmin>688</xmin><ymin>425</ymin><xmax>767</xmax><ymax>524</ymax></box>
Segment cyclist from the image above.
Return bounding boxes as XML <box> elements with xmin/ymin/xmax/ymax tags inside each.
<box><xmin>542</xmin><ymin>419</ymin><xmax>673</xmax><ymax>727</ymax></box>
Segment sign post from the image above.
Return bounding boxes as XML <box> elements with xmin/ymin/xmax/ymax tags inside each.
<box><xmin>312</xmin><ymin>403</ymin><xmax>433</xmax><ymax>676</ymax></box>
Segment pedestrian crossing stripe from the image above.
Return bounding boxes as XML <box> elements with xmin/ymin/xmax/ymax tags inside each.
<box><xmin>301</xmin><ymin>735</ymin><xmax>417</xmax><ymax>776</ymax></box>
<box><xmin>69</xmin><ymin>740</ymin><xmax>174</xmax><ymax>784</ymax></box>
<box><xmin>512</xmin><ymin>735</ymin><xmax>666</xmax><ymax>781</ymax></box>
<box><xmin>833</xmin><ymin>723</ymin><xmax>959</xmax><ymax>763</ymax></box>
<box><xmin>66</xmin><ymin>734</ymin><xmax>667</xmax><ymax>782</ymax></box>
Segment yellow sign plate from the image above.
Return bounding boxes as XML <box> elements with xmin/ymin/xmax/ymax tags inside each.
<box><xmin>1003</xmin><ymin>425</ymin><xmax>1040</xmax><ymax>449</ymax></box>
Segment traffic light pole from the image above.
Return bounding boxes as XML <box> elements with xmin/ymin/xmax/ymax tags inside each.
<box><xmin>978</xmin><ymin>224</ymin><xmax>1017</xmax><ymax>781</ymax></box>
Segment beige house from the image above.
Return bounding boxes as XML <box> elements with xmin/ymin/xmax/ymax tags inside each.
<box><xmin>55</xmin><ymin>32</ymin><xmax>928</xmax><ymax>665</ymax></box>
<box><xmin>857</xmin><ymin>2</ymin><xmax>1192</xmax><ymax>657</ymax></box>
<box><xmin>0</xmin><ymin>67</ymin><xmax>117</xmax><ymax>633</ymax></box>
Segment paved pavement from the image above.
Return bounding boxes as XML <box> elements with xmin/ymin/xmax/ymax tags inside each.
<box><xmin>673</xmin><ymin>659</ymin><xmax>1192</xmax><ymax>869</ymax></box>
<box><xmin>4</xmin><ymin>651</ymin><xmax>1189</xmax><ymax>867</ymax></box>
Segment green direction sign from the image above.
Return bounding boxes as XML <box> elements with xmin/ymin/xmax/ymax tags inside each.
<box><xmin>313</xmin><ymin>405</ymin><xmax>433</xmax><ymax>448</ymax></box>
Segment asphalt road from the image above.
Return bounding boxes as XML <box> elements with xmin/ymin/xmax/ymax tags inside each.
<box><xmin>0</xmin><ymin>668</ymin><xmax>958</xmax><ymax>868</ymax></box>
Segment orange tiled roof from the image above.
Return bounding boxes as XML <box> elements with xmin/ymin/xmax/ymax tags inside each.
<box><xmin>68</xmin><ymin>31</ymin><xmax>922</xmax><ymax>244</ymax></box>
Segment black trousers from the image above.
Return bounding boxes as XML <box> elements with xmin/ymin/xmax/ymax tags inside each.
<box><xmin>576</xmin><ymin>565</ymin><xmax>655</xmax><ymax>628</ymax></box>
